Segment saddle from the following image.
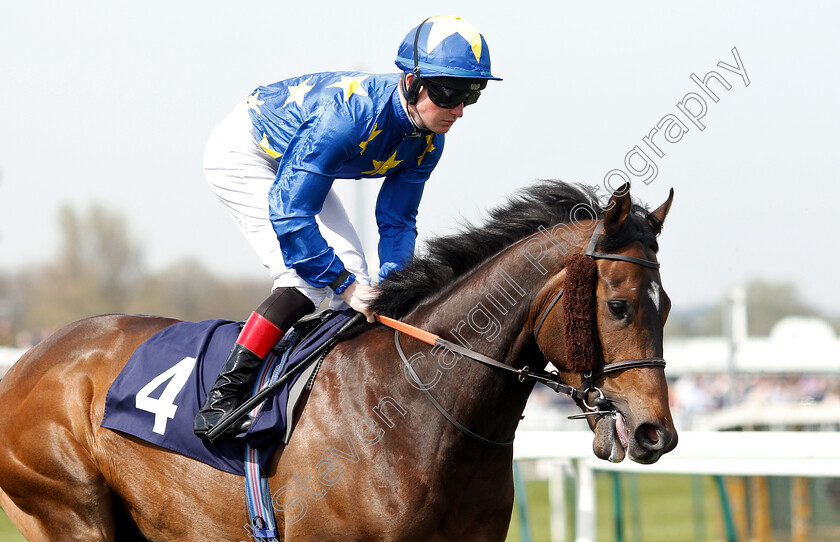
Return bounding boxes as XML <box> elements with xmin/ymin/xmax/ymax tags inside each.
<box><xmin>101</xmin><ymin>308</ymin><xmax>365</xmax><ymax>475</ymax></box>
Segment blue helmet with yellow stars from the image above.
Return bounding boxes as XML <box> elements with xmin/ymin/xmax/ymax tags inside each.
<box><xmin>395</xmin><ymin>16</ymin><xmax>502</xmax><ymax>82</ymax></box>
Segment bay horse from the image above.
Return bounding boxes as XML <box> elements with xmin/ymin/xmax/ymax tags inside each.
<box><xmin>0</xmin><ymin>181</ymin><xmax>677</xmax><ymax>541</ymax></box>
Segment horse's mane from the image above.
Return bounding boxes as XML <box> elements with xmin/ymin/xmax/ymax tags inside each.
<box><xmin>370</xmin><ymin>180</ymin><xmax>656</xmax><ymax>319</ymax></box>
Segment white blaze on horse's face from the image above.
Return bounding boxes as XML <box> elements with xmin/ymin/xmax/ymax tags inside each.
<box><xmin>648</xmin><ymin>281</ymin><xmax>661</xmax><ymax>313</ymax></box>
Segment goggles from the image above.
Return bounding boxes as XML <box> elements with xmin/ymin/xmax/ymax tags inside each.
<box><xmin>422</xmin><ymin>78</ymin><xmax>481</xmax><ymax>109</ymax></box>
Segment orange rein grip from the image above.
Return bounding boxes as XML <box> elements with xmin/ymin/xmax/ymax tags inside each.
<box><xmin>374</xmin><ymin>314</ymin><xmax>440</xmax><ymax>346</ymax></box>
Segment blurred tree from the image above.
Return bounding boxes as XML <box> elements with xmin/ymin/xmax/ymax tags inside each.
<box><xmin>131</xmin><ymin>258</ymin><xmax>266</xmax><ymax>322</ymax></box>
<box><xmin>0</xmin><ymin>273</ymin><xmax>13</xmax><ymax>346</ymax></box>
<box><xmin>743</xmin><ymin>280</ymin><xmax>817</xmax><ymax>336</ymax></box>
<box><xmin>0</xmin><ymin>205</ymin><xmax>271</xmax><ymax>344</ymax></box>
<box><xmin>13</xmin><ymin>204</ymin><xmax>144</xmax><ymax>332</ymax></box>
<box><xmin>663</xmin><ymin>311</ymin><xmax>692</xmax><ymax>337</ymax></box>
<box><xmin>668</xmin><ymin>279</ymin><xmax>822</xmax><ymax>337</ymax></box>
<box><xmin>8</xmin><ymin>204</ymin><xmax>270</xmax><ymax>344</ymax></box>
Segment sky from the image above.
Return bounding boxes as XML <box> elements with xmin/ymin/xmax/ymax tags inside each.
<box><xmin>1</xmin><ymin>2</ymin><xmax>839</xmax><ymax>318</ymax></box>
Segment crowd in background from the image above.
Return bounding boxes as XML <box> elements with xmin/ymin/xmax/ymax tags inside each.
<box><xmin>521</xmin><ymin>372</ymin><xmax>840</xmax><ymax>432</ymax></box>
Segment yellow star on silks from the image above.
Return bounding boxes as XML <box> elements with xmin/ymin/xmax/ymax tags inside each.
<box><xmin>259</xmin><ymin>133</ymin><xmax>282</xmax><ymax>160</ymax></box>
<box><xmin>417</xmin><ymin>134</ymin><xmax>436</xmax><ymax>165</ymax></box>
<box><xmin>283</xmin><ymin>76</ymin><xmax>314</xmax><ymax>108</ymax></box>
<box><xmin>327</xmin><ymin>75</ymin><xmax>369</xmax><ymax>102</ymax></box>
<box><xmin>246</xmin><ymin>90</ymin><xmax>266</xmax><ymax>115</ymax></box>
<box><xmin>359</xmin><ymin>123</ymin><xmax>382</xmax><ymax>154</ymax></box>
<box><xmin>362</xmin><ymin>151</ymin><xmax>403</xmax><ymax>175</ymax></box>
<box><xmin>425</xmin><ymin>16</ymin><xmax>483</xmax><ymax>63</ymax></box>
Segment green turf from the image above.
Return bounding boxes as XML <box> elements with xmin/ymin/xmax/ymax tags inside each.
<box><xmin>2</xmin><ymin>473</ymin><xmax>834</xmax><ymax>541</ymax></box>
<box><xmin>506</xmin><ymin>472</ymin><xmax>724</xmax><ymax>542</ymax></box>
<box><xmin>0</xmin><ymin>477</ymin><xmax>722</xmax><ymax>542</ymax></box>
<box><xmin>505</xmin><ymin>473</ymin><xmax>840</xmax><ymax>542</ymax></box>
<box><xmin>0</xmin><ymin>510</ymin><xmax>25</xmax><ymax>541</ymax></box>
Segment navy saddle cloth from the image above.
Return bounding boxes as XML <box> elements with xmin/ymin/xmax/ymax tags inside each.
<box><xmin>101</xmin><ymin>309</ymin><xmax>357</xmax><ymax>475</ymax></box>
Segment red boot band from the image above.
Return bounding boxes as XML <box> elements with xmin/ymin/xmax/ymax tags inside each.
<box><xmin>237</xmin><ymin>313</ymin><xmax>284</xmax><ymax>359</ymax></box>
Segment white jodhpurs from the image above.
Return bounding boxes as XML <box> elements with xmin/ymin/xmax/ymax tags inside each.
<box><xmin>203</xmin><ymin>99</ymin><xmax>371</xmax><ymax>310</ymax></box>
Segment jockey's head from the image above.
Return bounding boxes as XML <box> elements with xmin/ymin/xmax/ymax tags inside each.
<box><xmin>396</xmin><ymin>16</ymin><xmax>501</xmax><ymax>123</ymax></box>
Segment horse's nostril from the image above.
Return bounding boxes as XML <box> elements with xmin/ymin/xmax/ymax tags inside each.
<box><xmin>646</xmin><ymin>424</ymin><xmax>660</xmax><ymax>444</ymax></box>
<box><xmin>636</xmin><ymin>423</ymin><xmax>664</xmax><ymax>450</ymax></box>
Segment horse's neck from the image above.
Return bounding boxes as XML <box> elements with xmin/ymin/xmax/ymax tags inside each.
<box><xmin>399</xmin><ymin>250</ymin><xmax>551</xmax><ymax>450</ymax></box>
<box><xmin>409</xmin><ymin>238</ymin><xmax>561</xmax><ymax>360</ymax></box>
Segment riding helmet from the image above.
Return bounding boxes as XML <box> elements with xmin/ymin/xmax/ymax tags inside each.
<box><xmin>395</xmin><ymin>15</ymin><xmax>502</xmax><ymax>82</ymax></box>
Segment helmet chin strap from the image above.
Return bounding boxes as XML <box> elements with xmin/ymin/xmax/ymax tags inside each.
<box><xmin>400</xmin><ymin>73</ymin><xmax>428</xmax><ymax>134</ymax></box>
<box><xmin>403</xmin><ymin>72</ymin><xmax>422</xmax><ymax>108</ymax></box>
<box><xmin>402</xmin><ymin>73</ymin><xmax>420</xmax><ymax>107</ymax></box>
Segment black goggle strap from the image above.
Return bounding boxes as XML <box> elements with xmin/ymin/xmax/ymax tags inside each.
<box><xmin>404</xmin><ymin>17</ymin><xmax>432</xmax><ymax>105</ymax></box>
<box><xmin>412</xmin><ymin>17</ymin><xmax>430</xmax><ymax>75</ymax></box>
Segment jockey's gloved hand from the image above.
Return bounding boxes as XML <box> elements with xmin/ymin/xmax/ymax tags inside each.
<box><xmin>339</xmin><ymin>281</ymin><xmax>379</xmax><ymax>323</ymax></box>
<box><xmin>378</xmin><ymin>262</ymin><xmax>400</xmax><ymax>282</ymax></box>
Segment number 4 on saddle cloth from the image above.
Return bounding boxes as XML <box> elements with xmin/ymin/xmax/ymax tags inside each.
<box><xmin>101</xmin><ymin>309</ymin><xmax>358</xmax><ymax>476</ymax></box>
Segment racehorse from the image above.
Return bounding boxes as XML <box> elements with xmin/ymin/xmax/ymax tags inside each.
<box><xmin>0</xmin><ymin>181</ymin><xmax>677</xmax><ymax>541</ymax></box>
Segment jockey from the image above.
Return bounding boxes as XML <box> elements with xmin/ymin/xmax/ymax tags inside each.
<box><xmin>194</xmin><ymin>15</ymin><xmax>502</xmax><ymax>439</ymax></box>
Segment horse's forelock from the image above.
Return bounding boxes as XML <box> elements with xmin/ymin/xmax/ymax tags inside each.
<box><xmin>598</xmin><ymin>205</ymin><xmax>659</xmax><ymax>254</ymax></box>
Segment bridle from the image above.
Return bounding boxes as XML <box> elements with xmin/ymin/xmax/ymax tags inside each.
<box><xmin>384</xmin><ymin>222</ymin><xmax>667</xmax><ymax>447</ymax></box>
<box><xmin>533</xmin><ymin>222</ymin><xmax>665</xmax><ymax>418</ymax></box>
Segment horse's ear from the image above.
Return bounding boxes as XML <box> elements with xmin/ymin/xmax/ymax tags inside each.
<box><xmin>647</xmin><ymin>188</ymin><xmax>674</xmax><ymax>235</ymax></box>
<box><xmin>604</xmin><ymin>183</ymin><xmax>632</xmax><ymax>234</ymax></box>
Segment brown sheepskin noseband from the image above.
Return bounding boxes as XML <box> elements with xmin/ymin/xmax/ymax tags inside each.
<box><xmin>561</xmin><ymin>253</ymin><xmax>599</xmax><ymax>373</ymax></box>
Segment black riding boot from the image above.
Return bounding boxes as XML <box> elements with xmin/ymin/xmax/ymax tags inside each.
<box><xmin>193</xmin><ymin>287</ymin><xmax>315</xmax><ymax>439</ymax></box>
<box><xmin>192</xmin><ymin>344</ymin><xmax>263</xmax><ymax>438</ymax></box>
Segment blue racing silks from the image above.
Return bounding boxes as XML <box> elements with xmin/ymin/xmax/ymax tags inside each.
<box><xmin>248</xmin><ymin>72</ymin><xmax>444</xmax><ymax>290</ymax></box>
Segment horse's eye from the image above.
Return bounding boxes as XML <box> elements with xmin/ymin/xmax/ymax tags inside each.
<box><xmin>607</xmin><ymin>300</ymin><xmax>629</xmax><ymax>319</ymax></box>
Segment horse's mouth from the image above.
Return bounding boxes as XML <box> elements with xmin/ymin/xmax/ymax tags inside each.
<box><xmin>592</xmin><ymin>412</ymin><xmax>630</xmax><ymax>463</ymax></box>
<box><xmin>612</xmin><ymin>412</ymin><xmax>631</xmax><ymax>462</ymax></box>
<box><xmin>592</xmin><ymin>411</ymin><xmax>624</xmax><ymax>463</ymax></box>
<box><xmin>592</xmin><ymin>409</ymin><xmax>676</xmax><ymax>464</ymax></box>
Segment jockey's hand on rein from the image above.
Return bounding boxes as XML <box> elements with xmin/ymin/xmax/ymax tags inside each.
<box><xmin>339</xmin><ymin>281</ymin><xmax>379</xmax><ymax>323</ymax></box>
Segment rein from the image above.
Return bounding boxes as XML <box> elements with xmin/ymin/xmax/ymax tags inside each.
<box><xmin>376</xmin><ymin>222</ymin><xmax>667</xmax><ymax>447</ymax></box>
